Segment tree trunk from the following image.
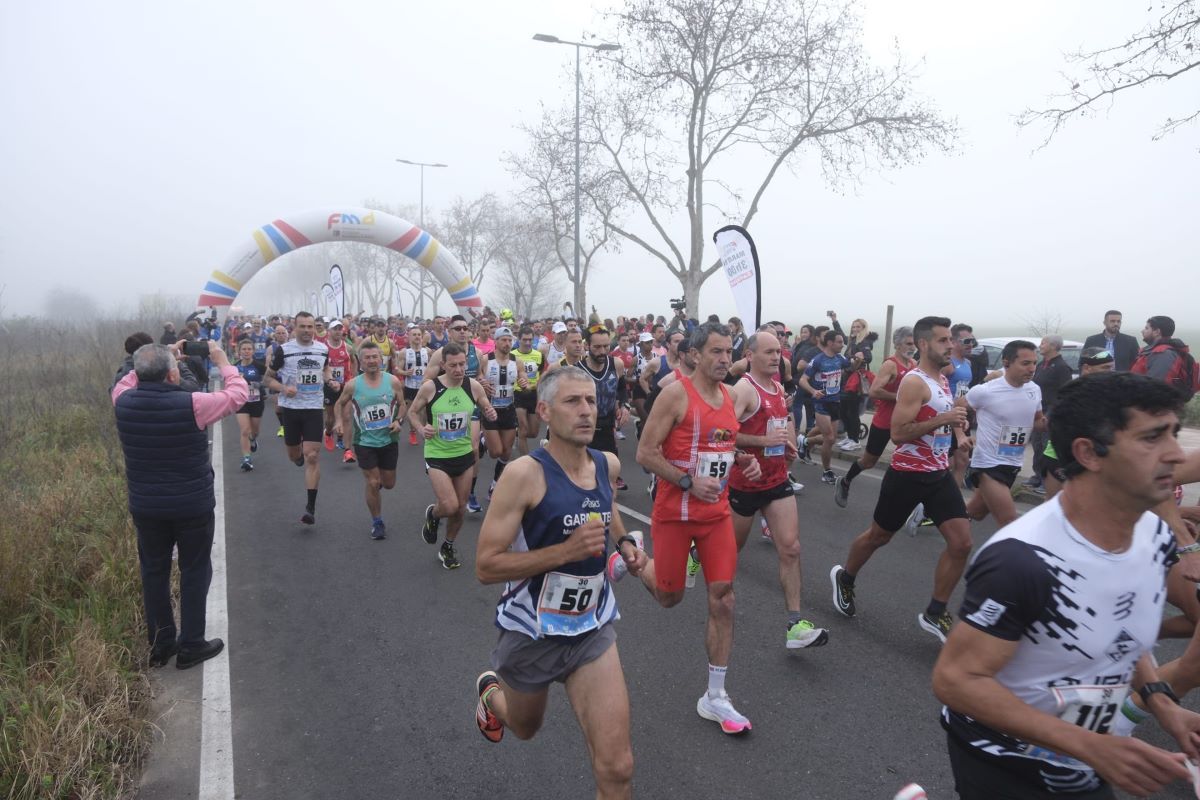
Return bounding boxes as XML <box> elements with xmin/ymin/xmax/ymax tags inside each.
<box><xmin>573</xmin><ymin>284</ymin><xmax>587</xmax><ymax>323</ymax></box>
<box><xmin>681</xmin><ymin>271</ymin><xmax>703</xmax><ymax>321</ymax></box>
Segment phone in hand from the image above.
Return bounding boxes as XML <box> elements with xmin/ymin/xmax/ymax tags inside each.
<box><xmin>182</xmin><ymin>340</ymin><xmax>210</xmax><ymax>357</ymax></box>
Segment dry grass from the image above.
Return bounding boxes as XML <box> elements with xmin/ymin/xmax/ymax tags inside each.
<box><xmin>0</xmin><ymin>318</ymin><xmax>166</xmax><ymax>799</ymax></box>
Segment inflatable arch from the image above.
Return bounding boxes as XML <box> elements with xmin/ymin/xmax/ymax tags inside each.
<box><xmin>195</xmin><ymin>207</ymin><xmax>484</xmax><ymax>316</ymax></box>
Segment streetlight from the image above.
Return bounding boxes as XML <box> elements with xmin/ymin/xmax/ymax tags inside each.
<box><xmin>395</xmin><ymin>158</ymin><xmax>448</xmax><ymax>318</ymax></box>
<box><xmin>532</xmin><ymin>33</ymin><xmax>620</xmax><ymax>306</ymax></box>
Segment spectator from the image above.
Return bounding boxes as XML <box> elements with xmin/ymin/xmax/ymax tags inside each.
<box><xmin>840</xmin><ymin>322</ymin><xmax>878</xmax><ymax>451</ymax></box>
<box><xmin>1083</xmin><ymin>309</ymin><xmax>1139</xmax><ymax>371</ymax></box>
<box><xmin>114</xmin><ymin>332</ymin><xmax>154</xmax><ymax>389</ymax></box>
<box><xmin>1132</xmin><ymin>315</ymin><xmax>1195</xmax><ymax>397</ymax></box>
<box><xmin>1026</xmin><ymin>334</ymin><xmax>1074</xmax><ymax>492</ymax></box>
<box><xmin>728</xmin><ymin>316</ymin><xmax>746</xmax><ymax>361</ymax></box>
<box><xmin>160</xmin><ymin>321</ymin><xmax>177</xmax><ymax>346</ymax></box>
<box><xmin>111</xmin><ymin>341</ymin><xmax>248</xmax><ymax>669</ymax></box>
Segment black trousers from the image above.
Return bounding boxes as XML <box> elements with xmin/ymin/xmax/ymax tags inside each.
<box><xmin>133</xmin><ymin>512</ymin><xmax>215</xmax><ymax>650</ymax></box>
<box><xmin>840</xmin><ymin>391</ymin><xmax>863</xmax><ymax>442</ymax></box>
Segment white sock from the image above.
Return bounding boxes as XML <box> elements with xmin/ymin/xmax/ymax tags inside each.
<box><xmin>707</xmin><ymin>664</ymin><xmax>727</xmax><ymax>698</ymax></box>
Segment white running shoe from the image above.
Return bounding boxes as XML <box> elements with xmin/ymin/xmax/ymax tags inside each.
<box><xmin>616</xmin><ymin>429</ymin><xmax>626</xmax><ymax>440</ymax></box>
<box><xmin>696</xmin><ymin>690</ymin><xmax>752</xmax><ymax>734</ymax></box>
<box><xmin>904</xmin><ymin>503</ymin><xmax>925</xmax><ymax>537</ymax></box>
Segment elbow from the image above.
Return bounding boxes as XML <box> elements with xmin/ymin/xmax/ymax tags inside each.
<box><xmin>635</xmin><ymin>444</ymin><xmax>652</xmax><ymax>468</ymax></box>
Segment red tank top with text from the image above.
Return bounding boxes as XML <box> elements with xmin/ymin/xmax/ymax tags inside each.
<box><xmin>890</xmin><ymin>368</ymin><xmax>953</xmax><ymax>473</ymax></box>
<box><xmin>729</xmin><ymin>375</ymin><xmax>790</xmax><ymax>491</ymax></box>
<box><xmin>326</xmin><ymin>342</ymin><xmax>352</xmax><ymax>384</ymax></box>
<box><xmin>871</xmin><ymin>355</ymin><xmax>914</xmax><ymax>430</ymax></box>
<box><xmin>653</xmin><ymin>376</ymin><xmax>740</xmax><ymax>523</ymax></box>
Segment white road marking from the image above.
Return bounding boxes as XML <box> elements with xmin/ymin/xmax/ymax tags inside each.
<box><xmin>617</xmin><ymin>503</ymin><xmax>652</xmax><ymax>525</ymax></box>
<box><xmin>199</xmin><ymin>416</ymin><xmax>235</xmax><ymax>800</ymax></box>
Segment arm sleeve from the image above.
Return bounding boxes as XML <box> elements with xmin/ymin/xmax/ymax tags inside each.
<box><xmin>958</xmin><ymin>539</ymin><xmax>1054</xmax><ymax>641</ymax></box>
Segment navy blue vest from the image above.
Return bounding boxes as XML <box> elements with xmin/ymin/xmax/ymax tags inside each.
<box><xmin>114</xmin><ymin>381</ymin><xmax>214</xmax><ymax>519</ymax></box>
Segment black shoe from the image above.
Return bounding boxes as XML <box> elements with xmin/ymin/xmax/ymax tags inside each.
<box><xmin>294</xmin><ymin>457</ymin><xmax>305</xmax><ymax>468</ymax></box>
<box><xmin>421</xmin><ymin>504</ymin><xmax>440</xmax><ymax>545</ymax></box>
<box><xmin>830</xmin><ymin>565</ymin><xmax>856</xmax><ymax>618</ymax></box>
<box><xmin>439</xmin><ymin>540</ymin><xmax>461</xmax><ymax>570</ymax></box>
<box><xmin>301</xmin><ymin>507</ymin><xmax>315</xmax><ymax>525</ymax></box>
<box><xmin>250</xmin><ymin>437</ymin><xmax>258</xmax><ymax>453</ymax></box>
<box><xmin>149</xmin><ymin>641</ymin><xmax>179</xmax><ymax>668</ymax></box>
<box><xmin>176</xmin><ymin>638</ymin><xmax>225</xmax><ymax>670</ymax></box>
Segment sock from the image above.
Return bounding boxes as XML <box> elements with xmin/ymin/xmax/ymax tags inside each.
<box><xmin>845</xmin><ymin>461</ymin><xmax>864</xmax><ymax>485</ymax></box>
<box><xmin>372</xmin><ymin>516</ymin><xmax>383</xmax><ymax>526</ymax></box>
<box><xmin>707</xmin><ymin>664</ymin><xmax>727</xmax><ymax>698</ymax></box>
<box><xmin>494</xmin><ymin>458</ymin><xmax>507</xmax><ymax>481</ymax></box>
<box><xmin>841</xmin><ymin>571</ymin><xmax>856</xmax><ymax>587</ymax></box>
<box><xmin>926</xmin><ymin>599</ymin><xmax>947</xmax><ymax>617</ymax></box>
<box><xmin>787</xmin><ymin>612</ymin><xmax>803</xmax><ymax>627</ymax></box>
<box><xmin>306</xmin><ymin>489</ymin><xmax>317</xmax><ymax>512</ymax></box>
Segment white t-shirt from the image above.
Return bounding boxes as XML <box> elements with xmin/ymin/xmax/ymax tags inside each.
<box><xmin>966</xmin><ymin>377</ymin><xmax>1042</xmax><ymax>468</ymax></box>
<box><xmin>271</xmin><ymin>339</ymin><xmax>329</xmax><ymax>410</ymax></box>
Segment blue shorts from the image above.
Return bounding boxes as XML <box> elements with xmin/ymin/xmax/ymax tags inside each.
<box><xmin>815</xmin><ymin>400</ymin><xmax>839</xmax><ymax>417</ymax></box>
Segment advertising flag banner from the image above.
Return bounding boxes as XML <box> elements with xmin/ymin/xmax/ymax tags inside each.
<box><xmin>713</xmin><ymin>225</ymin><xmax>762</xmax><ymax>330</ymax></box>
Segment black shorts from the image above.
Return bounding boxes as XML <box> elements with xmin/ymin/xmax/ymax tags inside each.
<box><xmin>728</xmin><ymin>479</ymin><xmax>794</xmax><ymax>518</ymax></box>
<box><xmin>515</xmin><ymin>390</ymin><xmax>538</xmax><ymax>413</ymax></box>
<box><xmin>1039</xmin><ymin>455</ymin><xmax>1067</xmax><ymax>483</ymax></box>
<box><xmin>946</xmin><ymin>730</ymin><xmax>1113</xmax><ymax>800</ymax></box>
<box><xmin>631</xmin><ymin>384</ymin><xmax>647</xmax><ymax>400</ymax></box>
<box><xmin>865</xmin><ymin>423</ymin><xmax>891</xmax><ymax>457</ymax></box>
<box><xmin>356</xmin><ymin>442</ymin><xmax>399</xmax><ymax>471</ymax></box>
<box><xmin>323</xmin><ymin>384</ymin><xmax>344</xmax><ymax>406</ymax></box>
<box><xmin>873</xmin><ymin>468</ymin><xmax>967</xmax><ymax>532</ymax></box>
<box><xmin>590</xmin><ymin>423</ymin><xmax>617</xmax><ymax>455</ymax></box>
<box><xmin>482</xmin><ymin>405</ymin><xmax>519</xmax><ymax>431</ymax></box>
<box><xmin>281</xmin><ymin>408</ymin><xmax>324</xmax><ymax>446</ymax></box>
<box><xmin>966</xmin><ymin>464</ymin><xmax>1021</xmax><ymax>490</ymax></box>
<box><xmin>425</xmin><ymin>452</ymin><xmax>476</xmax><ymax>478</ymax></box>
<box><xmin>403</xmin><ymin>386</ymin><xmax>419</xmax><ymax>403</ymax></box>
<box><xmin>237</xmin><ymin>400</ymin><xmax>264</xmax><ymax>418</ymax></box>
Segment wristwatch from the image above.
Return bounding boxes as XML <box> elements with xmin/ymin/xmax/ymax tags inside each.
<box><xmin>1139</xmin><ymin>681</ymin><xmax>1180</xmax><ymax>706</ymax></box>
<box><xmin>678</xmin><ymin>474</ymin><xmax>693</xmax><ymax>492</ymax></box>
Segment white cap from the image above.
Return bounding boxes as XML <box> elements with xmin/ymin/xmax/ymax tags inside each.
<box><xmin>638</xmin><ymin>332</ymin><xmax>654</xmax><ymax>343</ymax></box>
<box><xmin>242</xmin><ymin>322</ymin><xmax>253</xmax><ymax>329</ymax></box>
<box><xmin>407</xmin><ymin>322</ymin><xmax>419</xmax><ymax>329</ymax></box>
<box><xmin>494</xmin><ymin>326</ymin><xmax>513</xmax><ymax>338</ymax></box>
<box><xmin>328</xmin><ymin>319</ymin><xmax>345</xmax><ymax>329</ymax></box>
<box><xmin>552</xmin><ymin>321</ymin><xmax>568</xmax><ymax>334</ymax></box>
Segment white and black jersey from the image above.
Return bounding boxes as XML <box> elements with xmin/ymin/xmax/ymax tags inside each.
<box><xmin>270</xmin><ymin>339</ymin><xmax>329</xmax><ymax>410</ymax></box>
<box><xmin>943</xmin><ymin>496</ymin><xmax>1176</xmax><ymax>794</ymax></box>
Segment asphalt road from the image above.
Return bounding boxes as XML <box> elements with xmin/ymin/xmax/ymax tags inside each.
<box><xmin>136</xmin><ymin>417</ymin><xmax>1198</xmax><ymax>800</ymax></box>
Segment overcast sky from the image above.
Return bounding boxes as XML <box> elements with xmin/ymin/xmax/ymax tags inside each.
<box><xmin>2</xmin><ymin>0</ymin><xmax>1196</xmax><ymax>336</ymax></box>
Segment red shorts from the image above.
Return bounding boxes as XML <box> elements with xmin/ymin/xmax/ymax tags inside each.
<box><xmin>649</xmin><ymin>514</ymin><xmax>737</xmax><ymax>593</ymax></box>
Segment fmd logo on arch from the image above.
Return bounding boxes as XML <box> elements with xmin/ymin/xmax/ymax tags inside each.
<box><xmin>327</xmin><ymin>212</ymin><xmax>376</xmax><ymax>228</ymax></box>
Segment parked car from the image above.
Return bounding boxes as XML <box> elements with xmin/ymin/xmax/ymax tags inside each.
<box><xmin>977</xmin><ymin>337</ymin><xmax>1084</xmax><ymax>378</ymax></box>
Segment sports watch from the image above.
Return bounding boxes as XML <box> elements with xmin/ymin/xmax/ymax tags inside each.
<box><xmin>1138</xmin><ymin>682</ymin><xmax>1180</xmax><ymax>706</ymax></box>
<box><xmin>677</xmin><ymin>474</ymin><xmax>693</xmax><ymax>492</ymax></box>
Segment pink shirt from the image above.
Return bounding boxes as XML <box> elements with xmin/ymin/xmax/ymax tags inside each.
<box><xmin>112</xmin><ymin>364</ymin><xmax>248</xmax><ymax>429</ymax></box>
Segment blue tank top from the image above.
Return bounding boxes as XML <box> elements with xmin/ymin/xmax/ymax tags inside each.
<box><xmin>466</xmin><ymin>342</ymin><xmax>479</xmax><ymax>378</ymax></box>
<box><xmin>494</xmin><ymin>448</ymin><xmax>620</xmax><ymax>639</ymax></box>
<box><xmin>652</xmin><ymin>356</ymin><xmax>672</xmax><ymax>392</ymax></box>
<box><xmin>583</xmin><ymin>356</ymin><xmax>620</xmax><ymax>420</ymax></box>
<box><xmin>948</xmin><ymin>356</ymin><xmax>973</xmax><ymax>398</ymax></box>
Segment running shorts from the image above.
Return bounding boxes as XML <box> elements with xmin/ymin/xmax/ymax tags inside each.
<box><xmin>491</xmin><ymin>623</ymin><xmax>616</xmax><ymax>694</ymax></box>
<box><xmin>323</xmin><ymin>384</ymin><xmax>344</xmax><ymax>406</ymax></box>
<box><xmin>237</xmin><ymin>399</ymin><xmax>264</xmax><ymax>418</ymax></box>
<box><xmin>356</xmin><ymin>442</ymin><xmax>399</xmax><ymax>472</ymax></box>
<box><xmin>728</xmin><ymin>479</ymin><xmax>794</xmax><ymax>518</ymax></box>
<box><xmin>424</xmin><ymin>452</ymin><xmax>476</xmax><ymax>478</ymax></box>
<box><xmin>865</xmin><ymin>423</ymin><xmax>891</xmax><ymax>457</ymax></box>
<box><xmin>873</xmin><ymin>468</ymin><xmax>967</xmax><ymax>532</ymax></box>
<box><xmin>589</xmin><ymin>423</ymin><xmax>617</xmax><ymax>455</ymax></box>
<box><xmin>946</xmin><ymin>730</ymin><xmax>1113</xmax><ymax>800</ymax></box>
<box><xmin>403</xmin><ymin>386</ymin><xmax>419</xmax><ymax>403</ymax></box>
<box><xmin>649</xmin><ymin>513</ymin><xmax>737</xmax><ymax>592</ymax></box>
<box><xmin>282</xmin><ymin>408</ymin><xmax>324</xmax><ymax>446</ymax></box>
<box><xmin>814</xmin><ymin>401</ymin><xmax>838</xmax><ymax>418</ymax></box>
<box><xmin>481</xmin><ymin>406</ymin><xmax>519</xmax><ymax>431</ymax></box>
<box><xmin>966</xmin><ymin>464</ymin><xmax>1021</xmax><ymax>490</ymax></box>
<box><xmin>514</xmin><ymin>390</ymin><xmax>538</xmax><ymax>413</ymax></box>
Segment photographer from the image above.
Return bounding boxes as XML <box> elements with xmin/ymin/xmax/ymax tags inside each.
<box><xmin>111</xmin><ymin>340</ymin><xmax>248</xmax><ymax>669</ymax></box>
<box><xmin>669</xmin><ymin>298</ymin><xmax>697</xmax><ymax>335</ymax></box>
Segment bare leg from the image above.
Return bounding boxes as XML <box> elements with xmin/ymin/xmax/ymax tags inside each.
<box><xmin>931</xmin><ymin>518</ymin><xmax>973</xmax><ymax>605</ymax></box>
<box><xmin>762</xmin><ymin>498</ymin><xmax>802</xmax><ymax>614</ymax></box>
<box><xmin>565</xmin><ymin>644</ymin><xmax>635</xmax><ymax>800</ymax></box>
<box><xmin>705</xmin><ymin>581</ymin><xmax>735</xmax><ymax>667</ymax></box>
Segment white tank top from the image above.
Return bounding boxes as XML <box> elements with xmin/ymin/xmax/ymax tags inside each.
<box><xmin>486</xmin><ymin>357</ymin><xmax>517</xmax><ymax>408</ymax></box>
<box><xmin>402</xmin><ymin>347</ymin><xmax>430</xmax><ymax>390</ymax></box>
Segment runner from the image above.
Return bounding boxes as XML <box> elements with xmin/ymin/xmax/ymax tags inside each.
<box><xmin>367</xmin><ymin>318</ymin><xmax>394</xmax><ymax>372</ymax></box>
<box><xmin>248</xmin><ymin>320</ymin><xmax>270</xmax><ymax>361</ymax></box>
<box><xmin>933</xmin><ymin>372</ymin><xmax>1199</xmax><ymax>799</ymax></box>
<box><xmin>473</xmin><ymin>317</ymin><xmax>496</xmax><ymax>356</ymax></box>
<box><xmin>612</xmin><ymin>331</ymin><xmax>636</xmax><ymax>441</ymax></box>
<box><xmin>269</xmin><ymin>323</ymin><xmax>289</xmax><ymax>438</ymax></box>
<box><xmin>512</xmin><ymin>326</ymin><xmax>545</xmax><ymax>456</ymax></box>
<box><xmin>427</xmin><ymin>316</ymin><xmax>450</xmax><ymax>351</ymax></box>
<box><xmin>798</xmin><ymin>330</ymin><xmax>850</xmax><ymax>484</ymax></box>
<box><xmin>263</xmin><ymin>312</ymin><xmax>330</xmax><ymax>525</ymax></box>
<box><xmin>619</xmin><ymin>321</ymin><xmax>761</xmax><ymax>734</ymax></box>
<box><xmin>426</xmin><ymin>315</ymin><xmax>486</xmax><ymax>513</ymax></box>
<box><xmin>407</xmin><ymin>343</ymin><xmax>497</xmax><ymax>569</ymax></box>
<box><xmin>834</xmin><ymin>326</ymin><xmax>915</xmax><ymax>507</ymax></box>
<box><xmin>398</xmin><ymin>326</ymin><xmax>431</xmax><ymax>446</ymax></box>
<box><xmin>322</xmin><ymin>319</ymin><xmax>358</xmax><ymax>462</ymax></box>
<box><xmin>480</xmin><ymin>327</ymin><xmax>520</xmax><ymax>499</ymax></box>
<box><xmin>547</xmin><ymin>328</ymin><xmax>585</xmax><ymax>371</ymax></box>
<box><xmin>1040</xmin><ymin>348</ymin><xmax>1115</xmax><ymax>499</ymax></box>
<box><xmin>962</xmin><ymin>340</ymin><xmax>1044</xmax><ymax>528</ymax></box>
<box><xmin>944</xmin><ymin>324</ymin><xmax>978</xmax><ymax>488</ymax></box>
<box><xmin>728</xmin><ymin>331</ymin><xmax>828</xmax><ymax>649</ymax></box>
<box><xmin>473</xmin><ymin>366</ymin><xmax>644</xmax><ymax>799</ymax></box>
<box><xmin>333</xmin><ymin>341</ymin><xmax>406</xmax><ymax>540</ymax></box>
<box><xmin>829</xmin><ymin>316</ymin><xmax>971</xmax><ymax>642</ymax></box>
<box><xmin>544</xmin><ymin>321</ymin><xmax>569</xmax><ymax>365</ymax></box>
<box><xmin>579</xmin><ymin>325</ymin><xmax>630</xmax><ymax>490</ymax></box>
<box><xmin>631</xmin><ymin>332</ymin><xmax>657</xmax><ymax>434</ymax></box>
<box><xmin>233</xmin><ymin>338</ymin><xmax>267</xmax><ymax>472</ymax></box>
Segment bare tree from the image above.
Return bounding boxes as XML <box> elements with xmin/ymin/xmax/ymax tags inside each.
<box><xmin>567</xmin><ymin>0</ymin><xmax>955</xmax><ymax>311</ymax></box>
<box><xmin>489</xmin><ymin>220</ymin><xmax>568</xmax><ymax>321</ymax></box>
<box><xmin>44</xmin><ymin>286</ymin><xmax>99</xmax><ymax>325</ymax></box>
<box><xmin>1019</xmin><ymin>1</ymin><xmax>1200</xmax><ymax>145</ymax></box>
<box><xmin>1022</xmin><ymin>308</ymin><xmax>1064</xmax><ymax>338</ymax></box>
<box><xmin>437</xmin><ymin>194</ymin><xmax>510</xmax><ymax>299</ymax></box>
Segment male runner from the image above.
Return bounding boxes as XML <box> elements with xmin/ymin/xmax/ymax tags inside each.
<box><xmin>834</xmin><ymin>326</ymin><xmax>915</xmax><ymax>507</ymax></box>
<box><xmin>480</xmin><ymin>327</ymin><xmax>520</xmax><ymax>498</ymax></box>
<box><xmin>367</xmin><ymin>318</ymin><xmax>394</xmax><ymax>372</ymax></box>
<box><xmin>728</xmin><ymin>331</ymin><xmax>828</xmax><ymax>649</ymax></box>
<box><xmin>397</xmin><ymin>326</ymin><xmax>431</xmax><ymax>446</ymax></box>
<box><xmin>622</xmin><ymin>322</ymin><xmax>762</xmax><ymax>733</ymax></box>
<box><xmin>830</xmin><ymin>316</ymin><xmax>971</xmax><ymax>642</ymax></box>
<box><xmin>512</xmin><ymin>326</ymin><xmax>545</xmax><ymax>456</ymax></box>
<box><xmin>473</xmin><ymin>317</ymin><xmax>496</xmax><ymax>356</ymax></box>
<box><xmin>579</xmin><ymin>325</ymin><xmax>630</xmax><ymax>489</ymax></box>
<box><xmin>426</xmin><ymin>315</ymin><xmax>486</xmax><ymax>512</ymax></box>
<box><xmin>631</xmin><ymin>332</ymin><xmax>657</xmax><ymax>431</ymax></box>
<box><xmin>427</xmin><ymin>316</ymin><xmax>449</xmax><ymax>351</ymax></box>
<box><xmin>798</xmin><ymin>330</ymin><xmax>850</xmax><ymax>484</ymax></box>
<box><xmin>264</xmin><ymin>312</ymin><xmax>330</xmax><ymax>524</ymax></box>
<box><xmin>962</xmin><ymin>340</ymin><xmax>1044</xmax><ymax>528</ymax></box>
<box><xmin>1040</xmin><ymin>348</ymin><xmax>1115</xmax><ymax>498</ymax></box>
<box><xmin>334</xmin><ymin>341</ymin><xmax>405</xmax><ymax>540</ymax></box>
<box><xmin>407</xmin><ymin>343</ymin><xmax>496</xmax><ymax>569</ymax></box>
<box><xmin>543</xmin><ymin>321</ymin><xmax>569</xmax><ymax>365</ymax></box>
<box><xmin>933</xmin><ymin>372</ymin><xmax>1200</xmax><ymax>799</ymax></box>
<box><xmin>322</xmin><ymin>319</ymin><xmax>357</xmax><ymax>462</ymax></box>
<box><xmin>474</xmin><ymin>366</ymin><xmax>645</xmax><ymax>799</ymax></box>
<box><xmin>233</xmin><ymin>338</ymin><xmax>267</xmax><ymax>471</ymax></box>
<box><xmin>269</xmin><ymin>323</ymin><xmax>289</xmax><ymax>437</ymax></box>
<box><xmin>248</xmin><ymin>320</ymin><xmax>270</xmax><ymax>361</ymax></box>
<box><xmin>547</xmin><ymin>329</ymin><xmax>585</xmax><ymax>370</ymax></box>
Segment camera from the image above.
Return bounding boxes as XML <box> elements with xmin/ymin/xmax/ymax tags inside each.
<box><xmin>669</xmin><ymin>298</ymin><xmax>686</xmax><ymax>312</ymax></box>
<box><xmin>182</xmin><ymin>340</ymin><xmax>210</xmax><ymax>357</ymax></box>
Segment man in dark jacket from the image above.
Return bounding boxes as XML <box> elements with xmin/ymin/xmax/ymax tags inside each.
<box><xmin>1083</xmin><ymin>310</ymin><xmax>1139</xmax><ymax>371</ymax></box>
<box><xmin>159</xmin><ymin>322</ymin><xmax>177</xmax><ymax>346</ymax></box>
<box><xmin>1026</xmin><ymin>335</ymin><xmax>1075</xmax><ymax>492</ymax></box>
<box><xmin>112</xmin><ymin>341</ymin><xmax>247</xmax><ymax>669</ymax></box>
<box><xmin>1132</xmin><ymin>315</ymin><xmax>1192</xmax><ymax>390</ymax></box>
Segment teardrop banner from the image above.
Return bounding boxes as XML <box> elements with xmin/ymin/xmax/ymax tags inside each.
<box><xmin>712</xmin><ymin>224</ymin><xmax>762</xmax><ymax>330</ymax></box>
<box><xmin>320</xmin><ymin>283</ymin><xmax>337</xmax><ymax>318</ymax></box>
<box><xmin>328</xmin><ymin>264</ymin><xmax>345</xmax><ymax>319</ymax></box>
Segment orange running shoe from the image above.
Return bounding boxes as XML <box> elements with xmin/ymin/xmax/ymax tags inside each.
<box><xmin>475</xmin><ymin>671</ymin><xmax>503</xmax><ymax>743</ymax></box>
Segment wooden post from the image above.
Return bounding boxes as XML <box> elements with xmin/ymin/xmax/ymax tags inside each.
<box><xmin>883</xmin><ymin>305</ymin><xmax>894</xmax><ymax>359</ymax></box>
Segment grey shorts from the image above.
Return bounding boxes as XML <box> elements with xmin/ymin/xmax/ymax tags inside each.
<box><xmin>490</xmin><ymin>623</ymin><xmax>616</xmax><ymax>694</ymax></box>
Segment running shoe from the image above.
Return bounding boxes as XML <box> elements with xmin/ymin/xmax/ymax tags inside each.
<box><xmin>696</xmin><ymin>691</ymin><xmax>752</xmax><ymax>735</ymax></box>
<box><xmin>408</xmin><ymin>430</ymin><xmax>418</xmax><ymax>446</ymax></box>
<box><xmin>917</xmin><ymin>611</ymin><xmax>953</xmax><ymax>643</ymax></box>
<box><xmin>904</xmin><ymin>503</ymin><xmax>925</xmax><ymax>536</ymax></box>
<box><xmin>467</xmin><ymin>494</ymin><xmax>482</xmax><ymax>514</ymax></box>
<box><xmin>249</xmin><ymin>437</ymin><xmax>258</xmax><ymax>453</ymax></box>
<box><xmin>615</xmin><ymin>477</ymin><xmax>628</xmax><ymax>491</ymax></box>
<box><xmin>421</xmin><ymin>504</ymin><xmax>440</xmax><ymax>545</ymax></box>
<box><xmin>759</xmin><ymin>518</ymin><xmax>773</xmax><ymax>541</ymax></box>
<box><xmin>918</xmin><ymin>517</ymin><xmax>935</xmax><ymax>528</ymax></box>
<box><xmin>475</xmin><ymin>671</ymin><xmax>504</xmax><ymax>743</ymax></box>
<box><xmin>439</xmin><ymin>540</ymin><xmax>461</xmax><ymax>570</ymax></box>
<box><xmin>1030</xmin><ymin>484</ymin><xmax>1046</xmax><ymax>496</ymax></box>
<box><xmin>685</xmin><ymin>547</ymin><xmax>701</xmax><ymax>588</ymax></box>
<box><xmin>616</xmin><ymin>429</ymin><xmax>626</xmax><ymax>441</ymax></box>
<box><xmin>343</xmin><ymin>449</ymin><xmax>356</xmax><ymax>464</ymax></box>
<box><xmin>605</xmin><ymin>531</ymin><xmax>644</xmax><ymax>582</ymax></box>
<box><xmin>336</xmin><ymin>436</ymin><xmax>345</xmax><ymax>450</ymax></box>
<box><xmin>821</xmin><ymin>469</ymin><xmax>837</xmax><ymax>485</ymax></box>
<box><xmin>240</xmin><ymin>458</ymin><xmax>254</xmax><ymax>472</ymax></box>
<box><xmin>646</xmin><ymin>474</ymin><xmax>656</xmax><ymax>497</ymax></box>
<box><xmin>294</xmin><ymin>456</ymin><xmax>305</xmax><ymax>468</ymax></box>
<box><xmin>789</xmin><ymin>476</ymin><xmax>804</xmax><ymax>493</ymax></box>
<box><xmin>300</xmin><ymin>508</ymin><xmax>315</xmax><ymax>525</ymax></box>
<box><xmin>833</xmin><ymin>475</ymin><xmax>850</xmax><ymax>508</ymax></box>
<box><xmin>323</xmin><ymin>432</ymin><xmax>335</xmax><ymax>452</ymax></box>
<box><xmin>488</xmin><ymin>481</ymin><xmax>496</xmax><ymax>501</ymax></box>
<box><xmin>276</xmin><ymin>426</ymin><xmax>285</xmax><ymax>438</ymax></box>
<box><xmin>837</xmin><ymin>439</ymin><xmax>858</xmax><ymax>452</ymax></box>
<box><xmin>786</xmin><ymin>620</ymin><xmax>830</xmax><ymax>649</ymax></box>
<box><xmin>370</xmin><ymin>521</ymin><xmax>387</xmax><ymax>541</ymax></box>
<box><xmin>829</xmin><ymin>565</ymin><xmax>856</xmax><ymax>617</ymax></box>
<box><xmin>796</xmin><ymin>435</ymin><xmax>812</xmax><ymax>464</ymax></box>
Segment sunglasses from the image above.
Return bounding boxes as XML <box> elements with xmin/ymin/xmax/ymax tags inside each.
<box><xmin>450</xmin><ymin>325</ymin><xmax>469</xmax><ymax>331</ymax></box>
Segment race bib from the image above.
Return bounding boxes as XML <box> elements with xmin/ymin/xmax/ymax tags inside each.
<box><xmin>437</xmin><ymin>411</ymin><xmax>469</xmax><ymax>440</ymax></box>
<box><xmin>997</xmin><ymin>425</ymin><xmax>1029</xmax><ymax>458</ymax></box>
<box><xmin>412</xmin><ymin>365</ymin><xmax>425</xmax><ymax>379</ymax></box>
<box><xmin>763</xmin><ymin>417</ymin><xmax>788</xmax><ymax>458</ymax></box>
<box><xmin>524</xmin><ymin>361</ymin><xmax>539</xmax><ymax>378</ymax></box>
<box><xmin>297</xmin><ymin>368</ymin><xmax>322</xmax><ymax>393</ymax></box>
<box><xmin>360</xmin><ymin>403</ymin><xmax>392</xmax><ymax>431</ymax></box>
<box><xmin>1052</xmin><ymin>684</ymin><xmax>1127</xmax><ymax>734</ymax></box>
<box><xmin>493</xmin><ymin>383</ymin><xmax>514</xmax><ymax>408</ymax></box>
<box><xmin>330</xmin><ymin>366</ymin><xmax>345</xmax><ymax>383</ymax></box>
<box><xmin>696</xmin><ymin>451</ymin><xmax>735</xmax><ymax>493</ymax></box>
<box><xmin>932</xmin><ymin>425</ymin><xmax>952</xmax><ymax>457</ymax></box>
<box><xmin>536</xmin><ymin>572</ymin><xmax>603</xmax><ymax>637</ymax></box>
<box><xmin>246</xmin><ymin>384</ymin><xmax>261</xmax><ymax>402</ymax></box>
<box><xmin>821</xmin><ymin>370</ymin><xmax>841</xmax><ymax>393</ymax></box>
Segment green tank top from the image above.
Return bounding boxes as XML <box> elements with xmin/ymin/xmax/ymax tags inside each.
<box><xmin>424</xmin><ymin>377</ymin><xmax>475</xmax><ymax>459</ymax></box>
<box><xmin>352</xmin><ymin>374</ymin><xmax>399</xmax><ymax>449</ymax></box>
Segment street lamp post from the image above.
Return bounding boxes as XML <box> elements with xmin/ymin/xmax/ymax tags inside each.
<box><xmin>395</xmin><ymin>158</ymin><xmax>448</xmax><ymax>319</ymax></box>
<box><xmin>532</xmin><ymin>34</ymin><xmax>620</xmax><ymax>311</ymax></box>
